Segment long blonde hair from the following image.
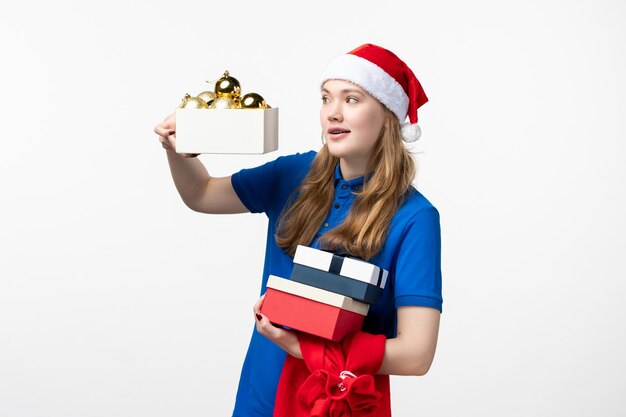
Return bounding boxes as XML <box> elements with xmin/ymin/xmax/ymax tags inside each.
<box><xmin>275</xmin><ymin>108</ymin><xmax>416</xmax><ymax>260</ymax></box>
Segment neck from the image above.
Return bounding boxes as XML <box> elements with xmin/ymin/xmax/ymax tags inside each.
<box><xmin>339</xmin><ymin>157</ymin><xmax>368</xmax><ymax>181</ymax></box>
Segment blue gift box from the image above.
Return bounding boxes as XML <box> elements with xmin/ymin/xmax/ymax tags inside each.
<box><xmin>291</xmin><ymin>264</ymin><xmax>384</xmax><ymax>304</ymax></box>
<box><xmin>291</xmin><ymin>245</ymin><xmax>388</xmax><ymax>304</ymax></box>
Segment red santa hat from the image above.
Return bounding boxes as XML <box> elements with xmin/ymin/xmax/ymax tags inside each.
<box><xmin>321</xmin><ymin>43</ymin><xmax>428</xmax><ymax>143</ymax></box>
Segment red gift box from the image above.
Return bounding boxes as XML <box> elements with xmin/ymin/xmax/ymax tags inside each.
<box><xmin>261</xmin><ymin>275</ymin><xmax>368</xmax><ymax>342</ymax></box>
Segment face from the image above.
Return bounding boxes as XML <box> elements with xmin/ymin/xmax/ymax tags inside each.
<box><xmin>320</xmin><ymin>80</ymin><xmax>386</xmax><ymax>165</ymax></box>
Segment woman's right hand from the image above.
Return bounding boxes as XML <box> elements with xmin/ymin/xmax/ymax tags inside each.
<box><xmin>154</xmin><ymin>111</ymin><xmax>199</xmax><ymax>158</ymax></box>
<box><xmin>253</xmin><ymin>294</ymin><xmax>303</xmax><ymax>359</ymax></box>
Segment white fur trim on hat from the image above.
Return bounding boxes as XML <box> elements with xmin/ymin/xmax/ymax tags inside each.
<box><xmin>401</xmin><ymin>123</ymin><xmax>421</xmax><ymax>142</ymax></box>
<box><xmin>321</xmin><ymin>54</ymin><xmax>409</xmax><ymax>124</ymax></box>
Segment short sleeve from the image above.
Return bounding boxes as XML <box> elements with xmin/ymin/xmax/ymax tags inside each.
<box><xmin>231</xmin><ymin>158</ymin><xmax>278</xmax><ymax>214</ymax></box>
<box><xmin>393</xmin><ymin>206</ymin><xmax>443</xmax><ymax>312</ymax></box>
<box><xmin>231</xmin><ymin>151</ymin><xmax>316</xmax><ymax>215</ymax></box>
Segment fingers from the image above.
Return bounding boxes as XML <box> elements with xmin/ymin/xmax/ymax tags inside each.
<box><xmin>154</xmin><ymin>111</ymin><xmax>176</xmax><ymax>135</ymax></box>
<box><xmin>252</xmin><ymin>295</ymin><xmax>302</xmax><ymax>358</ymax></box>
<box><xmin>255</xmin><ymin>314</ymin><xmax>303</xmax><ymax>359</ymax></box>
<box><xmin>155</xmin><ymin>124</ymin><xmax>177</xmax><ymax>150</ymax></box>
<box><xmin>255</xmin><ymin>311</ymin><xmax>280</xmax><ymax>339</ymax></box>
<box><xmin>253</xmin><ymin>294</ymin><xmax>273</xmax><ymax>334</ymax></box>
<box><xmin>255</xmin><ymin>310</ymin><xmax>268</xmax><ymax>330</ymax></box>
<box><xmin>156</xmin><ymin>135</ymin><xmax>197</xmax><ymax>157</ymax></box>
<box><xmin>253</xmin><ymin>294</ymin><xmax>266</xmax><ymax>314</ymax></box>
<box><xmin>158</xmin><ymin>135</ymin><xmax>174</xmax><ymax>151</ymax></box>
<box><xmin>154</xmin><ymin>112</ymin><xmax>179</xmax><ymax>152</ymax></box>
<box><xmin>155</xmin><ymin>111</ymin><xmax>177</xmax><ymax>134</ymax></box>
<box><xmin>154</xmin><ymin>122</ymin><xmax>174</xmax><ymax>137</ymax></box>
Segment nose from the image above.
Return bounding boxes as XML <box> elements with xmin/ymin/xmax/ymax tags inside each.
<box><xmin>326</xmin><ymin>102</ymin><xmax>343</xmax><ymax>122</ymax></box>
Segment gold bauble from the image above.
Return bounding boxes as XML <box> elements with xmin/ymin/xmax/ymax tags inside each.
<box><xmin>209</xmin><ymin>96</ymin><xmax>236</xmax><ymax>109</ymax></box>
<box><xmin>179</xmin><ymin>93</ymin><xmax>209</xmax><ymax>109</ymax></box>
<box><xmin>178</xmin><ymin>93</ymin><xmax>192</xmax><ymax>108</ymax></box>
<box><xmin>240</xmin><ymin>92</ymin><xmax>267</xmax><ymax>109</ymax></box>
<box><xmin>197</xmin><ymin>90</ymin><xmax>216</xmax><ymax>103</ymax></box>
<box><xmin>214</xmin><ymin>70</ymin><xmax>241</xmax><ymax>99</ymax></box>
<box><xmin>232</xmin><ymin>95</ymin><xmax>242</xmax><ymax>108</ymax></box>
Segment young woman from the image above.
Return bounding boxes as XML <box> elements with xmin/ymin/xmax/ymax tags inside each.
<box><xmin>154</xmin><ymin>44</ymin><xmax>442</xmax><ymax>417</ymax></box>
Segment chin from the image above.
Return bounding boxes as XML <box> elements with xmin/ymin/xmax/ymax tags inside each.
<box><xmin>327</xmin><ymin>149</ymin><xmax>349</xmax><ymax>160</ymax></box>
<box><xmin>326</xmin><ymin>142</ymin><xmax>351</xmax><ymax>158</ymax></box>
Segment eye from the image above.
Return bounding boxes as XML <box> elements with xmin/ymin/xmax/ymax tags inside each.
<box><xmin>346</xmin><ymin>96</ymin><xmax>359</xmax><ymax>104</ymax></box>
<box><xmin>321</xmin><ymin>95</ymin><xmax>330</xmax><ymax>104</ymax></box>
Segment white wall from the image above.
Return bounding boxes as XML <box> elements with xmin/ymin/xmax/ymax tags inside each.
<box><xmin>1</xmin><ymin>0</ymin><xmax>624</xmax><ymax>416</ymax></box>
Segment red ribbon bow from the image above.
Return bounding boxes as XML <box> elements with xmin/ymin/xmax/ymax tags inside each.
<box><xmin>298</xmin><ymin>369</ymin><xmax>382</xmax><ymax>417</ymax></box>
<box><xmin>273</xmin><ymin>332</ymin><xmax>390</xmax><ymax>417</ymax></box>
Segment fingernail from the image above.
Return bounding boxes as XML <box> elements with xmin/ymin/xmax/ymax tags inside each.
<box><xmin>255</xmin><ymin>314</ymin><xmax>262</xmax><ymax>321</ymax></box>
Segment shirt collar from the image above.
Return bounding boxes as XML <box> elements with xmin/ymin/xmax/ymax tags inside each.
<box><xmin>334</xmin><ymin>162</ymin><xmax>366</xmax><ymax>189</ymax></box>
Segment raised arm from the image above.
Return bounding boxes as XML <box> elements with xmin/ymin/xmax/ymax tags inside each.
<box><xmin>154</xmin><ymin>112</ymin><xmax>248</xmax><ymax>214</ymax></box>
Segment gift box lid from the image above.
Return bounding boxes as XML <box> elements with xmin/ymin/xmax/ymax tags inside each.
<box><xmin>266</xmin><ymin>275</ymin><xmax>369</xmax><ymax>316</ymax></box>
<box><xmin>293</xmin><ymin>245</ymin><xmax>388</xmax><ymax>288</ymax></box>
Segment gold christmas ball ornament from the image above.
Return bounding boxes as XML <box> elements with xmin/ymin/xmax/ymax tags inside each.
<box><xmin>179</xmin><ymin>93</ymin><xmax>209</xmax><ymax>109</ymax></box>
<box><xmin>209</xmin><ymin>96</ymin><xmax>236</xmax><ymax>109</ymax></box>
<box><xmin>240</xmin><ymin>92</ymin><xmax>267</xmax><ymax>109</ymax></box>
<box><xmin>214</xmin><ymin>70</ymin><xmax>241</xmax><ymax>99</ymax></box>
<box><xmin>178</xmin><ymin>93</ymin><xmax>192</xmax><ymax>108</ymax></box>
<box><xmin>178</xmin><ymin>71</ymin><xmax>272</xmax><ymax>111</ymax></box>
<box><xmin>197</xmin><ymin>90</ymin><xmax>216</xmax><ymax>103</ymax></box>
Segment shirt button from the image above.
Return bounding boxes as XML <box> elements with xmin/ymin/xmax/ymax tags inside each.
<box><xmin>341</xmin><ymin>184</ymin><xmax>348</xmax><ymax>190</ymax></box>
<box><xmin>324</xmin><ymin>223</ymin><xmax>329</xmax><ymax>227</ymax></box>
<box><xmin>334</xmin><ymin>204</ymin><xmax>340</xmax><ymax>209</ymax></box>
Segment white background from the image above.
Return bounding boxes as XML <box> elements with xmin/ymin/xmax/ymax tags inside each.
<box><xmin>1</xmin><ymin>0</ymin><xmax>625</xmax><ymax>416</ymax></box>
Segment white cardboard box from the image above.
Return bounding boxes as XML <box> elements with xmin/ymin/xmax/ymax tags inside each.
<box><xmin>175</xmin><ymin>107</ymin><xmax>278</xmax><ymax>154</ymax></box>
<box><xmin>293</xmin><ymin>245</ymin><xmax>388</xmax><ymax>288</ymax></box>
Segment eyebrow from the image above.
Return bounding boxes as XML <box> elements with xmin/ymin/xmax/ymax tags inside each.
<box><xmin>321</xmin><ymin>88</ymin><xmax>364</xmax><ymax>95</ymax></box>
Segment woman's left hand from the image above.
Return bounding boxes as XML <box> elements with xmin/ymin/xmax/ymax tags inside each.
<box><xmin>253</xmin><ymin>294</ymin><xmax>303</xmax><ymax>359</ymax></box>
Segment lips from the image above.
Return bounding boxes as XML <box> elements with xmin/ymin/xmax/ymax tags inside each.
<box><xmin>327</xmin><ymin>127</ymin><xmax>351</xmax><ymax>140</ymax></box>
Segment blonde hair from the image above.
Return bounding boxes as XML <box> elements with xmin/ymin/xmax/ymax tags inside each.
<box><xmin>275</xmin><ymin>108</ymin><xmax>416</xmax><ymax>260</ymax></box>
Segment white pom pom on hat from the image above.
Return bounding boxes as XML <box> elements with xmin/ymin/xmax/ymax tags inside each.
<box><xmin>400</xmin><ymin>123</ymin><xmax>422</xmax><ymax>143</ymax></box>
<box><xmin>320</xmin><ymin>43</ymin><xmax>428</xmax><ymax>143</ymax></box>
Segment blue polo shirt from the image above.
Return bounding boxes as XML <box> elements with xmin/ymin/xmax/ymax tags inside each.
<box><xmin>230</xmin><ymin>150</ymin><xmax>442</xmax><ymax>417</ymax></box>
